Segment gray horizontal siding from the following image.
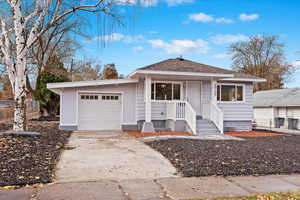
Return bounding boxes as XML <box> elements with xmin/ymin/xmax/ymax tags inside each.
<box><xmin>218</xmin><ymin>83</ymin><xmax>254</xmax><ymax>121</ymax></box>
<box><xmin>151</xmin><ymin>102</ymin><xmax>167</xmax><ymax>120</ymax></box>
<box><xmin>224</xmin><ymin>121</ymin><xmax>252</xmax><ymax>131</ymax></box>
<box><xmin>136</xmin><ymin>79</ymin><xmax>182</xmax><ymax>121</ymax></box>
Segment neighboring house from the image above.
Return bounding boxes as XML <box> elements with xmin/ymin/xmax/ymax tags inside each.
<box><xmin>254</xmin><ymin>88</ymin><xmax>300</xmax><ymax>129</ymax></box>
<box><xmin>47</xmin><ymin>58</ymin><xmax>265</xmax><ymax>134</ymax></box>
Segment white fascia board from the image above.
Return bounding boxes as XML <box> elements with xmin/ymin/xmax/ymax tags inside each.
<box><xmin>47</xmin><ymin>79</ymin><xmax>139</xmax><ymax>89</ymax></box>
<box><xmin>221</xmin><ymin>78</ymin><xmax>267</xmax><ymax>82</ymax></box>
<box><xmin>48</xmin><ymin>88</ymin><xmax>61</xmax><ymax>95</ymax></box>
<box><xmin>129</xmin><ymin>70</ymin><xmax>234</xmax><ymax>78</ymax></box>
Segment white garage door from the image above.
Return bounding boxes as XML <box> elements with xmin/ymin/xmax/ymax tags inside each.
<box><xmin>78</xmin><ymin>93</ymin><xmax>122</xmax><ymax>130</ymax></box>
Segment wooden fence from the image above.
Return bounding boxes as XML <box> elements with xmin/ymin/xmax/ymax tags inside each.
<box><xmin>0</xmin><ymin>100</ymin><xmax>39</xmax><ymax>123</ymax></box>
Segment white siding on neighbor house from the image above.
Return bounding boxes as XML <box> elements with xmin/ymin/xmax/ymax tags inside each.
<box><xmin>60</xmin><ymin>83</ymin><xmax>137</xmax><ymax>126</ymax></box>
<box><xmin>278</xmin><ymin>107</ymin><xmax>287</xmax><ymax>118</ymax></box>
<box><xmin>253</xmin><ymin>107</ymin><xmax>274</xmax><ymax>127</ymax></box>
<box><xmin>254</xmin><ymin>106</ymin><xmax>300</xmax><ymax>129</ymax></box>
<box><xmin>218</xmin><ymin>83</ymin><xmax>254</xmax><ymax>121</ymax></box>
<box><xmin>276</xmin><ymin>106</ymin><xmax>300</xmax><ymax>129</ymax></box>
<box><xmin>287</xmin><ymin>107</ymin><xmax>300</xmax><ymax>119</ymax></box>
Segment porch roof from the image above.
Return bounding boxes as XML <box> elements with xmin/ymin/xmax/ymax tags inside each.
<box><xmin>47</xmin><ymin>79</ymin><xmax>139</xmax><ymax>94</ymax></box>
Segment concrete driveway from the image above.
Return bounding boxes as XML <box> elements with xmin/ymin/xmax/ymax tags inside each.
<box><xmin>55</xmin><ymin>131</ymin><xmax>178</xmax><ymax>183</ymax></box>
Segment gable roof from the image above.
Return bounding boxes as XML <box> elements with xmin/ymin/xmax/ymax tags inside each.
<box><xmin>135</xmin><ymin>58</ymin><xmax>261</xmax><ymax>80</ymax></box>
<box><xmin>254</xmin><ymin>88</ymin><xmax>300</xmax><ymax>107</ymax></box>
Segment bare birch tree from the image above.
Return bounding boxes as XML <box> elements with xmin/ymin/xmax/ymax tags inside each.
<box><xmin>0</xmin><ymin>0</ymin><xmax>126</xmax><ymax>131</ymax></box>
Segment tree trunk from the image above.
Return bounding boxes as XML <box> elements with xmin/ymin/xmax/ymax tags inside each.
<box><xmin>13</xmin><ymin>53</ymin><xmax>27</xmax><ymax>131</ymax></box>
<box><xmin>13</xmin><ymin>89</ymin><xmax>26</xmax><ymax>131</ymax></box>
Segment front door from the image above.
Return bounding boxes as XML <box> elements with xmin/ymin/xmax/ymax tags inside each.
<box><xmin>186</xmin><ymin>81</ymin><xmax>202</xmax><ymax>116</ymax></box>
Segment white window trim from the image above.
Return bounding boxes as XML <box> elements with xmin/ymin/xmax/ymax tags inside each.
<box><xmin>217</xmin><ymin>83</ymin><xmax>245</xmax><ymax>103</ymax></box>
<box><xmin>151</xmin><ymin>81</ymin><xmax>183</xmax><ymax>102</ymax></box>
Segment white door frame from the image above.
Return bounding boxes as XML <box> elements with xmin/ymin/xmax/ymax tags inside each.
<box><xmin>76</xmin><ymin>90</ymin><xmax>124</xmax><ymax>130</ymax></box>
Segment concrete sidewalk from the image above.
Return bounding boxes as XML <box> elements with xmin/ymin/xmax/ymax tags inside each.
<box><xmin>1</xmin><ymin>174</ymin><xmax>300</xmax><ymax>200</ymax></box>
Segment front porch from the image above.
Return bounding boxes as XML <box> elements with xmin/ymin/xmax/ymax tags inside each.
<box><xmin>139</xmin><ymin>76</ymin><xmax>224</xmax><ymax>135</ymax></box>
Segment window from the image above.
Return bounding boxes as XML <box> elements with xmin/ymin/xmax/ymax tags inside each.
<box><xmin>101</xmin><ymin>95</ymin><xmax>119</xmax><ymax>100</ymax></box>
<box><xmin>80</xmin><ymin>95</ymin><xmax>99</xmax><ymax>100</ymax></box>
<box><xmin>151</xmin><ymin>82</ymin><xmax>181</xmax><ymax>101</ymax></box>
<box><xmin>217</xmin><ymin>84</ymin><xmax>244</xmax><ymax>102</ymax></box>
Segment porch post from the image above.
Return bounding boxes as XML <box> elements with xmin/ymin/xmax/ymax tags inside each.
<box><xmin>211</xmin><ymin>79</ymin><xmax>217</xmax><ymax>103</ymax></box>
<box><xmin>210</xmin><ymin>79</ymin><xmax>216</xmax><ymax>120</ymax></box>
<box><xmin>142</xmin><ymin>76</ymin><xmax>155</xmax><ymax>132</ymax></box>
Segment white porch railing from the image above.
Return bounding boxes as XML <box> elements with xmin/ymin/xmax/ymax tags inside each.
<box><xmin>166</xmin><ymin>101</ymin><xmax>197</xmax><ymax>134</ymax></box>
<box><xmin>210</xmin><ymin>102</ymin><xmax>224</xmax><ymax>134</ymax></box>
<box><xmin>185</xmin><ymin>101</ymin><xmax>197</xmax><ymax>134</ymax></box>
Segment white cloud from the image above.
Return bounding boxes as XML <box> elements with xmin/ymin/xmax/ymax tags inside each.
<box><xmin>148</xmin><ymin>30</ymin><xmax>158</xmax><ymax>34</ymax></box>
<box><xmin>239</xmin><ymin>13</ymin><xmax>259</xmax><ymax>21</ymax></box>
<box><xmin>188</xmin><ymin>13</ymin><xmax>234</xmax><ymax>24</ymax></box>
<box><xmin>293</xmin><ymin>61</ymin><xmax>300</xmax><ymax>67</ymax></box>
<box><xmin>133</xmin><ymin>46</ymin><xmax>144</xmax><ymax>52</ymax></box>
<box><xmin>123</xmin><ymin>34</ymin><xmax>145</xmax><ymax>43</ymax></box>
<box><xmin>166</xmin><ymin>0</ymin><xmax>194</xmax><ymax>6</ymax></box>
<box><xmin>89</xmin><ymin>33</ymin><xmax>145</xmax><ymax>44</ymax></box>
<box><xmin>116</xmin><ymin>0</ymin><xmax>157</xmax><ymax>7</ymax></box>
<box><xmin>212</xmin><ymin>53</ymin><xmax>230</xmax><ymax>59</ymax></box>
<box><xmin>116</xmin><ymin>0</ymin><xmax>193</xmax><ymax>7</ymax></box>
<box><xmin>189</xmin><ymin>13</ymin><xmax>214</xmax><ymax>23</ymax></box>
<box><xmin>210</xmin><ymin>34</ymin><xmax>249</xmax><ymax>45</ymax></box>
<box><xmin>92</xmin><ymin>33</ymin><xmax>125</xmax><ymax>42</ymax></box>
<box><xmin>215</xmin><ymin>17</ymin><xmax>234</xmax><ymax>24</ymax></box>
<box><xmin>148</xmin><ymin>39</ymin><xmax>209</xmax><ymax>54</ymax></box>
<box><xmin>140</xmin><ymin>0</ymin><xmax>158</xmax><ymax>6</ymax></box>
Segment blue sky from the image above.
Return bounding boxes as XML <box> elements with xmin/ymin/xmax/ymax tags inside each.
<box><xmin>77</xmin><ymin>0</ymin><xmax>300</xmax><ymax>87</ymax></box>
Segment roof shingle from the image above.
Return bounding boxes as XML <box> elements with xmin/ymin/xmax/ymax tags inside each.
<box><xmin>137</xmin><ymin>58</ymin><xmax>260</xmax><ymax>79</ymax></box>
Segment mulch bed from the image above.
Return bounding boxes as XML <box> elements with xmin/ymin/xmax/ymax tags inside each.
<box><xmin>0</xmin><ymin>122</ymin><xmax>71</xmax><ymax>187</ymax></box>
<box><xmin>146</xmin><ymin>135</ymin><xmax>300</xmax><ymax>177</ymax></box>
<box><xmin>124</xmin><ymin>131</ymin><xmax>194</xmax><ymax>138</ymax></box>
<box><xmin>226</xmin><ymin>131</ymin><xmax>289</xmax><ymax>137</ymax></box>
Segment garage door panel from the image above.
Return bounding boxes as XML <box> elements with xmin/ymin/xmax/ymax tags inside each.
<box><xmin>78</xmin><ymin>93</ymin><xmax>122</xmax><ymax>130</ymax></box>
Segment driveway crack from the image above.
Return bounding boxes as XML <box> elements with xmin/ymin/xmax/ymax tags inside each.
<box><xmin>154</xmin><ymin>179</ymin><xmax>174</xmax><ymax>200</ymax></box>
<box><xmin>118</xmin><ymin>183</ymin><xmax>132</xmax><ymax>200</ymax></box>
<box><xmin>223</xmin><ymin>177</ymin><xmax>253</xmax><ymax>194</ymax></box>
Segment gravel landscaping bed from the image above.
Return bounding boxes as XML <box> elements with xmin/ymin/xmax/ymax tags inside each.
<box><xmin>0</xmin><ymin>122</ymin><xmax>71</xmax><ymax>186</ymax></box>
<box><xmin>146</xmin><ymin>135</ymin><xmax>300</xmax><ymax>177</ymax></box>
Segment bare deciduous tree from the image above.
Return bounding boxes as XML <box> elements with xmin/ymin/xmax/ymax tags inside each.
<box><xmin>69</xmin><ymin>59</ymin><xmax>102</xmax><ymax>81</ymax></box>
<box><xmin>0</xmin><ymin>0</ymin><xmax>125</xmax><ymax>131</ymax></box>
<box><xmin>228</xmin><ymin>35</ymin><xmax>295</xmax><ymax>91</ymax></box>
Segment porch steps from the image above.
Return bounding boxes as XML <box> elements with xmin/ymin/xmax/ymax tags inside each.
<box><xmin>196</xmin><ymin>119</ymin><xmax>220</xmax><ymax>134</ymax></box>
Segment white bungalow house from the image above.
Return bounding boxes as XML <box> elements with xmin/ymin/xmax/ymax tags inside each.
<box><xmin>47</xmin><ymin>58</ymin><xmax>265</xmax><ymax>134</ymax></box>
<box><xmin>254</xmin><ymin>88</ymin><xmax>300</xmax><ymax>129</ymax></box>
